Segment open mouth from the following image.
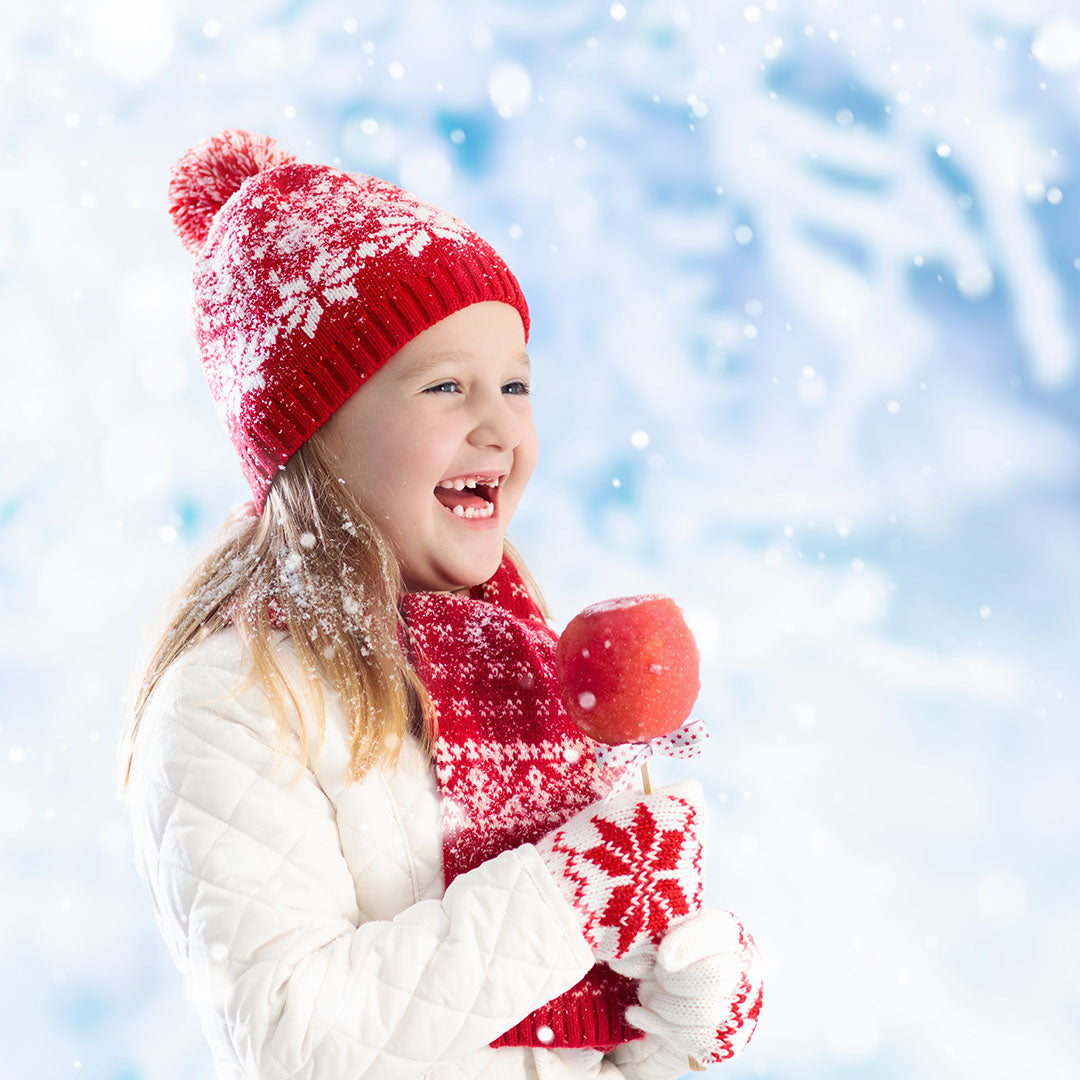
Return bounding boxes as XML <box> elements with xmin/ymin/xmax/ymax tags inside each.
<box><xmin>433</xmin><ymin>475</ymin><xmax>502</xmax><ymax>520</ymax></box>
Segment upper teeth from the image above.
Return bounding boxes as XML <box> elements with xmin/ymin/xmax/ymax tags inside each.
<box><xmin>438</xmin><ymin>476</ymin><xmax>501</xmax><ymax>490</ymax></box>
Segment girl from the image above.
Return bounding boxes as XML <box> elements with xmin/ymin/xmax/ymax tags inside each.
<box><xmin>118</xmin><ymin>128</ymin><xmax>762</xmax><ymax>1080</ymax></box>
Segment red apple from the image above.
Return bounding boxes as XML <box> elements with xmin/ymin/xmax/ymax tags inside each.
<box><xmin>555</xmin><ymin>594</ymin><xmax>701</xmax><ymax>744</ymax></box>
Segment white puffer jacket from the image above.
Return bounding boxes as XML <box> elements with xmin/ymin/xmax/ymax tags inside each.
<box><xmin>124</xmin><ymin>626</ymin><xmax>695</xmax><ymax>1080</ymax></box>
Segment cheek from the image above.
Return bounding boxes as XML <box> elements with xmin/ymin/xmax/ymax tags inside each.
<box><xmin>518</xmin><ymin>420</ymin><xmax>540</xmax><ymax>483</ymax></box>
<box><xmin>327</xmin><ymin>416</ymin><xmax>420</xmax><ymax>512</ymax></box>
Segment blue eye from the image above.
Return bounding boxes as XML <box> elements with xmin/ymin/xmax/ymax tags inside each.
<box><xmin>425</xmin><ymin>381</ymin><xmax>459</xmax><ymax>394</ymax></box>
<box><xmin>504</xmin><ymin>380</ymin><xmax>530</xmax><ymax>396</ymax></box>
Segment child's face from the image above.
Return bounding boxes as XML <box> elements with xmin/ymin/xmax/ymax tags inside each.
<box><xmin>321</xmin><ymin>301</ymin><xmax>538</xmax><ymax>593</ymax></box>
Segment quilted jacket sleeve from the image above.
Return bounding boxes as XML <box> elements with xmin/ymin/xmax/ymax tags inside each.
<box><xmin>606</xmin><ymin>1036</ymin><xmax>701</xmax><ymax>1079</ymax></box>
<box><xmin>125</xmin><ymin>640</ymin><xmax>596</xmax><ymax>1080</ymax></box>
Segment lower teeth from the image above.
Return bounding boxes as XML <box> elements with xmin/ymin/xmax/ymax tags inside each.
<box><xmin>451</xmin><ymin>503</ymin><xmax>494</xmax><ymax>519</ymax></box>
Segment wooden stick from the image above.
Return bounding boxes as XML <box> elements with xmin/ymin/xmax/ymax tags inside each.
<box><xmin>640</xmin><ymin>761</ymin><xmax>706</xmax><ymax>1071</ymax></box>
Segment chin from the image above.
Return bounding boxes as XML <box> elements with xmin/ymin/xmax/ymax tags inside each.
<box><xmin>460</xmin><ymin>544</ymin><xmax>506</xmax><ymax>588</ymax></box>
<box><xmin>407</xmin><ymin>550</ymin><xmax>503</xmax><ymax>594</ymax></box>
<box><xmin>445</xmin><ymin>557</ymin><xmax>500</xmax><ymax>592</ymax></box>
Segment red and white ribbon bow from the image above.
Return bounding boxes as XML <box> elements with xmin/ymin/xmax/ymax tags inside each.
<box><xmin>596</xmin><ymin>719</ymin><xmax>710</xmax><ymax>795</ymax></box>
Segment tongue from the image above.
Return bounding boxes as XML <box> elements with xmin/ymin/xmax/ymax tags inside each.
<box><xmin>434</xmin><ymin>487</ymin><xmax>488</xmax><ymax>511</ymax></box>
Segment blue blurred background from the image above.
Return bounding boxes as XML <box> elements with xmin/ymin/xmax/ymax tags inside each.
<box><xmin>3</xmin><ymin>1</ymin><xmax>1079</xmax><ymax>1077</ymax></box>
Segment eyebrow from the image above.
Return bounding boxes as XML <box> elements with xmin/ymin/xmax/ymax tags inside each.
<box><xmin>401</xmin><ymin>351</ymin><xmax>531</xmax><ymax>380</ymax></box>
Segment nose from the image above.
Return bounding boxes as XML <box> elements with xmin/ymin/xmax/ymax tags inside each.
<box><xmin>467</xmin><ymin>385</ymin><xmax>523</xmax><ymax>452</ymax></box>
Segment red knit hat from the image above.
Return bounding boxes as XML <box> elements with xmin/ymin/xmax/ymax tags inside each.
<box><xmin>168</xmin><ymin>128</ymin><xmax>531</xmax><ymax>513</ymax></box>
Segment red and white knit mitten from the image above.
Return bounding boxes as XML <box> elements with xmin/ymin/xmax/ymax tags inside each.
<box><xmin>534</xmin><ymin>779</ymin><xmax>706</xmax><ymax>963</ymax></box>
<box><xmin>620</xmin><ymin>907</ymin><xmax>764</xmax><ymax>1064</ymax></box>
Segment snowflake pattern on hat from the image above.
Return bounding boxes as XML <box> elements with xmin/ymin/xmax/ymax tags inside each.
<box><xmin>363</xmin><ymin>177</ymin><xmax>476</xmax><ymax>256</ymax></box>
<box><xmin>194</xmin><ymin>166</ymin><xmax>479</xmax><ymax>427</ymax></box>
<box><xmin>268</xmin><ymin>244</ymin><xmax>372</xmax><ymax>343</ymax></box>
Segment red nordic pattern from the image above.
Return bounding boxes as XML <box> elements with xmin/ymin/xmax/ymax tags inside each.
<box><xmin>546</xmin><ymin>795</ymin><xmax>703</xmax><ymax>960</ymax></box>
<box><xmin>402</xmin><ymin>583</ymin><xmax>624</xmax><ymax>876</ymax></box>
<box><xmin>400</xmin><ymin>555</ymin><xmax>645</xmax><ymax>1050</ymax></box>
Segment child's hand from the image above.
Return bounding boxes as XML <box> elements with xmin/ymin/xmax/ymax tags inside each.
<box><xmin>533</xmin><ymin>779</ymin><xmax>706</xmax><ymax>962</ymax></box>
<box><xmin>617</xmin><ymin>907</ymin><xmax>764</xmax><ymax>1064</ymax></box>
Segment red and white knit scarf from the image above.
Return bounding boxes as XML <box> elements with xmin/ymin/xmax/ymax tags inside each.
<box><xmin>400</xmin><ymin>556</ymin><xmax>643</xmax><ymax>1051</ymax></box>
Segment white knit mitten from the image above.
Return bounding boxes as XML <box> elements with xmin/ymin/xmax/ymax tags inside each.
<box><xmin>616</xmin><ymin>907</ymin><xmax>764</xmax><ymax>1064</ymax></box>
<box><xmin>534</xmin><ymin>780</ymin><xmax>706</xmax><ymax>962</ymax></box>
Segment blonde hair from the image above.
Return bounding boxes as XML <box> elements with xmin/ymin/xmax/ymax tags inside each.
<box><xmin>116</xmin><ymin>430</ymin><xmax>549</xmax><ymax>794</ymax></box>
